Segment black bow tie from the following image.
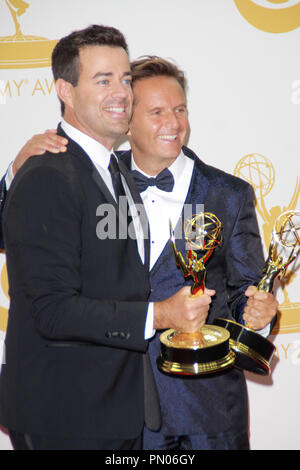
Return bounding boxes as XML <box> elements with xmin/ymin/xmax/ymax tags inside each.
<box><xmin>131</xmin><ymin>168</ymin><xmax>174</xmax><ymax>193</ymax></box>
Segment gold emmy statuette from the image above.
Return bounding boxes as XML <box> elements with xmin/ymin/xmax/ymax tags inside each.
<box><xmin>157</xmin><ymin>213</ymin><xmax>235</xmax><ymax>376</ymax></box>
<box><xmin>0</xmin><ymin>0</ymin><xmax>57</xmax><ymax>69</ymax></box>
<box><xmin>215</xmin><ymin>210</ymin><xmax>300</xmax><ymax>375</ymax></box>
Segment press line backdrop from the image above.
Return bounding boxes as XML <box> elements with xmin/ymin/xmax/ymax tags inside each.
<box><xmin>0</xmin><ymin>0</ymin><xmax>299</xmax><ymax>450</ymax></box>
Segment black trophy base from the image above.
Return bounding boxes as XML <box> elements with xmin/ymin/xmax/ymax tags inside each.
<box><xmin>214</xmin><ymin>318</ymin><xmax>276</xmax><ymax>375</ymax></box>
<box><xmin>157</xmin><ymin>325</ymin><xmax>236</xmax><ymax>376</ymax></box>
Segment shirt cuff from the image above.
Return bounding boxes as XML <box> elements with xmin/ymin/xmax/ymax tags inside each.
<box><xmin>5</xmin><ymin>162</ymin><xmax>14</xmax><ymax>190</ymax></box>
<box><xmin>255</xmin><ymin>324</ymin><xmax>271</xmax><ymax>338</ymax></box>
<box><xmin>144</xmin><ymin>302</ymin><xmax>155</xmax><ymax>340</ymax></box>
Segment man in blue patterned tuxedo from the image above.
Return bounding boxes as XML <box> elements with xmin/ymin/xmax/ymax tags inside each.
<box><xmin>0</xmin><ymin>56</ymin><xmax>278</xmax><ymax>450</ymax></box>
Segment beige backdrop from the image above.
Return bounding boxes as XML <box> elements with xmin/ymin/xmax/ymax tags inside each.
<box><xmin>0</xmin><ymin>0</ymin><xmax>299</xmax><ymax>450</ymax></box>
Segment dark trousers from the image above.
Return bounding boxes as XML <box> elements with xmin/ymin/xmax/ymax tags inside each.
<box><xmin>143</xmin><ymin>426</ymin><xmax>249</xmax><ymax>450</ymax></box>
<box><xmin>9</xmin><ymin>430</ymin><xmax>142</xmax><ymax>451</ymax></box>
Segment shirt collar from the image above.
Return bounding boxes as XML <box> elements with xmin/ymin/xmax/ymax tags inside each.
<box><xmin>61</xmin><ymin>119</ymin><xmax>113</xmax><ymax>170</ymax></box>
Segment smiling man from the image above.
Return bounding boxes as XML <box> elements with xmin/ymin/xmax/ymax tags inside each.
<box><xmin>124</xmin><ymin>57</ymin><xmax>277</xmax><ymax>450</ymax></box>
<box><xmin>129</xmin><ymin>74</ymin><xmax>189</xmax><ymax>175</ymax></box>
<box><xmin>60</xmin><ymin>46</ymin><xmax>132</xmax><ymax>147</ymax></box>
<box><xmin>0</xmin><ymin>29</ymin><xmax>214</xmax><ymax>451</ymax></box>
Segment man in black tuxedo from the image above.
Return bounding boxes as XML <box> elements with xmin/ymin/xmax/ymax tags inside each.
<box><xmin>0</xmin><ymin>30</ymin><xmax>214</xmax><ymax>451</ymax></box>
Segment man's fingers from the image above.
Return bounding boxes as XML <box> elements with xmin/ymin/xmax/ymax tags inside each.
<box><xmin>154</xmin><ymin>285</ymin><xmax>214</xmax><ymax>332</ymax></box>
<box><xmin>204</xmin><ymin>288</ymin><xmax>216</xmax><ymax>297</ymax></box>
<box><xmin>45</xmin><ymin>128</ymin><xmax>59</xmax><ymax>134</ymax></box>
<box><xmin>243</xmin><ymin>289</ymin><xmax>278</xmax><ymax>330</ymax></box>
<box><xmin>244</xmin><ymin>285</ymin><xmax>257</xmax><ymax>297</ymax></box>
<box><xmin>32</xmin><ymin>134</ymin><xmax>68</xmax><ymax>154</ymax></box>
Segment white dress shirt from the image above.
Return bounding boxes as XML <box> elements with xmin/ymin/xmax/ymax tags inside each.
<box><xmin>131</xmin><ymin>151</ymin><xmax>194</xmax><ymax>271</ymax></box>
<box><xmin>61</xmin><ymin>120</ymin><xmax>116</xmax><ymax>198</ymax></box>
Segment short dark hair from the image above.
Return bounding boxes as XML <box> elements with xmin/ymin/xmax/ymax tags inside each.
<box><xmin>130</xmin><ymin>56</ymin><xmax>186</xmax><ymax>93</ymax></box>
<box><xmin>52</xmin><ymin>24</ymin><xmax>129</xmax><ymax>114</ymax></box>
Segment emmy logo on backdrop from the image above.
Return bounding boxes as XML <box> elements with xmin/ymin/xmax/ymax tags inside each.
<box><xmin>234</xmin><ymin>153</ymin><xmax>300</xmax><ymax>334</ymax></box>
<box><xmin>233</xmin><ymin>0</ymin><xmax>300</xmax><ymax>34</ymax></box>
<box><xmin>0</xmin><ymin>0</ymin><xmax>57</xmax><ymax>69</ymax></box>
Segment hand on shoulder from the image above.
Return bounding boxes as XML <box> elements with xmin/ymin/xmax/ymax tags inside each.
<box><xmin>13</xmin><ymin>129</ymin><xmax>68</xmax><ymax>175</ymax></box>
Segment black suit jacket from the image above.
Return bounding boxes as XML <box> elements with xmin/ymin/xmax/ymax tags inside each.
<box><xmin>0</xmin><ymin>175</ymin><xmax>6</xmax><ymax>250</ymax></box>
<box><xmin>0</xmin><ymin>127</ymin><xmax>152</xmax><ymax>439</ymax></box>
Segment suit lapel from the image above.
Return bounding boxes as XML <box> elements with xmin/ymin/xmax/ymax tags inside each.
<box><xmin>55</xmin><ymin>127</ymin><xmax>150</xmax><ymax>269</ymax></box>
<box><xmin>57</xmin><ymin>124</ymin><xmax>119</xmax><ymax>210</ymax></box>
<box><xmin>118</xmin><ymin>150</ymin><xmax>151</xmax><ymax>272</ymax></box>
<box><xmin>182</xmin><ymin>146</ymin><xmax>210</xmax><ymax>208</ymax></box>
<box><xmin>117</xmin><ymin>151</ymin><xmax>144</xmax><ymax>206</ymax></box>
<box><xmin>164</xmin><ymin>147</ymin><xmax>211</xmax><ymax>249</ymax></box>
<box><xmin>91</xmin><ymin>169</ymin><xmax>119</xmax><ymax>209</ymax></box>
<box><xmin>183</xmin><ymin>146</ymin><xmax>229</xmax><ymax>229</ymax></box>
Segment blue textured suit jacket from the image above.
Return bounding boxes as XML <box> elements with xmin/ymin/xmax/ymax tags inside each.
<box><xmin>120</xmin><ymin>146</ymin><xmax>265</xmax><ymax>439</ymax></box>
